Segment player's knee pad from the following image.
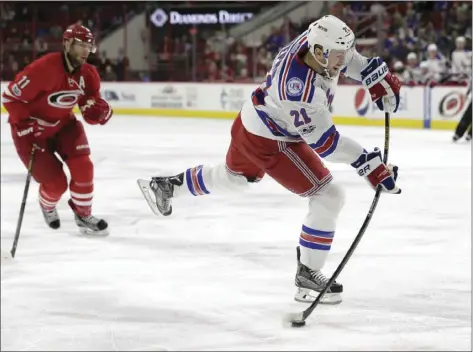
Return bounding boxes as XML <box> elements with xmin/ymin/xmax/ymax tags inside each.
<box><xmin>307</xmin><ymin>182</ymin><xmax>345</xmax><ymax>228</ymax></box>
<box><xmin>66</xmin><ymin>155</ymin><xmax>94</xmax><ymax>183</ymax></box>
<box><xmin>41</xmin><ymin>172</ymin><xmax>68</xmax><ymax>197</ymax></box>
<box><xmin>209</xmin><ymin>164</ymin><xmax>249</xmax><ymax>191</ymax></box>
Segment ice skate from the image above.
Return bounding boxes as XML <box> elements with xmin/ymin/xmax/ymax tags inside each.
<box><xmin>137</xmin><ymin>174</ymin><xmax>183</xmax><ymax>216</ymax></box>
<box><xmin>40</xmin><ymin>203</ymin><xmax>60</xmax><ymax>229</ymax></box>
<box><xmin>294</xmin><ymin>246</ymin><xmax>343</xmax><ymax>304</ymax></box>
<box><xmin>68</xmin><ymin>199</ymin><xmax>109</xmax><ymax>236</ymax></box>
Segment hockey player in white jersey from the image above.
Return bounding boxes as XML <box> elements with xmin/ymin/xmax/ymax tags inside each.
<box><xmin>138</xmin><ymin>15</ymin><xmax>401</xmax><ymax>304</ymax></box>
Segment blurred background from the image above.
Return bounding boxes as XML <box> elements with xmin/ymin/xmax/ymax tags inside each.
<box><xmin>1</xmin><ymin>1</ymin><xmax>471</xmax><ymax>86</ymax></box>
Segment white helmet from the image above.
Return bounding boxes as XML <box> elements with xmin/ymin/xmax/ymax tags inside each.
<box><xmin>307</xmin><ymin>15</ymin><xmax>355</xmax><ymax>77</ymax></box>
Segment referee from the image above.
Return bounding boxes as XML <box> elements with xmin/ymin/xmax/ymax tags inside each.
<box><xmin>453</xmin><ymin>77</ymin><xmax>472</xmax><ymax>142</ymax></box>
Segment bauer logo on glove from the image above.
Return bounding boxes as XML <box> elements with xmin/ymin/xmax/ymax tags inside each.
<box><xmin>351</xmin><ymin>148</ymin><xmax>401</xmax><ymax>194</ymax></box>
<box><xmin>360</xmin><ymin>57</ymin><xmax>401</xmax><ymax>113</ymax></box>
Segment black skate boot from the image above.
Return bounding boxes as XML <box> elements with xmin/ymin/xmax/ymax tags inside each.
<box><xmin>137</xmin><ymin>173</ymin><xmax>183</xmax><ymax>216</ymax></box>
<box><xmin>68</xmin><ymin>199</ymin><xmax>109</xmax><ymax>236</ymax></box>
<box><xmin>294</xmin><ymin>246</ymin><xmax>343</xmax><ymax>304</ymax></box>
<box><xmin>40</xmin><ymin>203</ymin><xmax>60</xmax><ymax>229</ymax></box>
<box><xmin>453</xmin><ymin>134</ymin><xmax>461</xmax><ymax>142</ymax></box>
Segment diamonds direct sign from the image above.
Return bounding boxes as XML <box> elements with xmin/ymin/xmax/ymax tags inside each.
<box><xmin>150</xmin><ymin>8</ymin><xmax>254</xmax><ymax>27</ymax></box>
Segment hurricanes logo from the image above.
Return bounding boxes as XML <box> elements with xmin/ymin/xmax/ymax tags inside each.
<box><xmin>439</xmin><ymin>92</ymin><xmax>466</xmax><ymax>118</ymax></box>
<box><xmin>48</xmin><ymin>90</ymin><xmax>83</xmax><ymax>109</ymax></box>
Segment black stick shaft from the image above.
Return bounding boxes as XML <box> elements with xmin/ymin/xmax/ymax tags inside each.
<box><xmin>10</xmin><ymin>147</ymin><xmax>36</xmax><ymax>258</ymax></box>
<box><xmin>302</xmin><ymin>112</ymin><xmax>391</xmax><ymax>320</ymax></box>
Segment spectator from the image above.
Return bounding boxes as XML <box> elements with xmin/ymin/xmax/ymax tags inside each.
<box><xmin>35</xmin><ymin>37</ymin><xmax>48</xmax><ymax>55</ymax></box>
<box><xmin>418</xmin><ymin>23</ymin><xmax>438</xmax><ymax>54</ymax></box>
<box><xmin>392</xmin><ymin>61</ymin><xmax>406</xmax><ymax>82</ymax></box>
<box><xmin>266</xmin><ymin>26</ymin><xmax>285</xmax><ymax>56</ymax></box>
<box><xmin>255</xmin><ymin>67</ymin><xmax>268</xmax><ymax>82</ymax></box>
<box><xmin>232</xmin><ymin>44</ymin><xmax>248</xmax><ymax>77</ymax></box>
<box><xmin>21</xmin><ymin>55</ymin><xmax>31</xmax><ymax>70</ymax></box>
<box><xmin>405</xmin><ymin>2</ymin><xmax>419</xmax><ymax>33</ymax></box>
<box><xmin>403</xmin><ymin>52</ymin><xmax>423</xmax><ymax>83</ymax></box>
<box><xmin>419</xmin><ymin>60</ymin><xmax>431</xmax><ymax>84</ymax></box>
<box><xmin>370</xmin><ymin>1</ymin><xmax>387</xmax><ymax>15</ymax></box>
<box><xmin>281</xmin><ymin>17</ymin><xmax>297</xmax><ymax>44</ymax></box>
<box><xmin>50</xmin><ymin>24</ymin><xmax>63</xmax><ymax>39</ymax></box>
<box><xmin>389</xmin><ymin>35</ymin><xmax>409</xmax><ymax>62</ymax></box>
<box><xmin>380</xmin><ymin>31</ymin><xmax>393</xmax><ymax>52</ymax></box>
<box><xmin>98</xmin><ymin>51</ymin><xmax>112</xmax><ymax>74</ymax></box>
<box><xmin>425</xmin><ymin>43</ymin><xmax>448</xmax><ymax>82</ymax></box>
<box><xmin>8</xmin><ymin>53</ymin><xmax>19</xmax><ymax>73</ymax></box>
<box><xmin>256</xmin><ymin>47</ymin><xmax>272</xmax><ymax>73</ymax></box>
<box><xmin>451</xmin><ymin>36</ymin><xmax>472</xmax><ymax>79</ymax></box>
<box><xmin>436</xmin><ymin>29</ymin><xmax>456</xmax><ymax>57</ymax></box>
<box><xmin>1</xmin><ymin>3</ymin><xmax>15</xmax><ymax>22</ymax></box>
<box><xmin>103</xmin><ymin>64</ymin><xmax>117</xmax><ymax>81</ymax></box>
<box><xmin>221</xmin><ymin>64</ymin><xmax>235</xmax><ymax>82</ymax></box>
<box><xmin>116</xmin><ymin>55</ymin><xmax>129</xmax><ymax>81</ymax></box>
<box><xmin>235</xmin><ymin>67</ymin><xmax>253</xmax><ymax>83</ymax></box>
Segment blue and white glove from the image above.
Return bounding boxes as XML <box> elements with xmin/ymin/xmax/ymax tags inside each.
<box><xmin>351</xmin><ymin>148</ymin><xmax>401</xmax><ymax>194</ymax></box>
<box><xmin>360</xmin><ymin>57</ymin><xmax>401</xmax><ymax>113</ymax></box>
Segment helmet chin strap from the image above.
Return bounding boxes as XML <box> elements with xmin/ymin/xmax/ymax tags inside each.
<box><xmin>310</xmin><ymin>48</ymin><xmax>333</xmax><ymax>80</ymax></box>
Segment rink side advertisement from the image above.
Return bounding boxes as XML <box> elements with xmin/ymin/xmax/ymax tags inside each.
<box><xmin>1</xmin><ymin>81</ymin><xmax>468</xmax><ymax>130</ymax></box>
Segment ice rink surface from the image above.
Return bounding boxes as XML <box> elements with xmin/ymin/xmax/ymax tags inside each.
<box><xmin>1</xmin><ymin>115</ymin><xmax>471</xmax><ymax>351</ymax></box>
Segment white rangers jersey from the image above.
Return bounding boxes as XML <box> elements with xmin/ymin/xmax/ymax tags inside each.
<box><xmin>240</xmin><ymin>30</ymin><xmax>371</xmax><ymax>163</ymax></box>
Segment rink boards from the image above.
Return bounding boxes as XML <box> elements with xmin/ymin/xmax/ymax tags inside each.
<box><xmin>1</xmin><ymin>82</ymin><xmax>469</xmax><ymax>129</ymax></box>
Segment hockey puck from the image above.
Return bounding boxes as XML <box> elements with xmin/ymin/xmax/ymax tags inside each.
<box><xmin>291</xmin><ymin>320</ymin><xmax>306</xmax><ymax>328</ymax></box>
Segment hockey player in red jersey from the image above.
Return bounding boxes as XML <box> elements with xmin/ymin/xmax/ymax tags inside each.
<box><xmin>2</xmin><ymin>24</ymin><xmax>112</xmax><ymax>236</ymax></box>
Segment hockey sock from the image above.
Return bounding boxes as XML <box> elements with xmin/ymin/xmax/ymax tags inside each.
<box><xmin>39</xmin><ymin>173</ymin><xmax>68</xmax><ymax>211</ymax></box>
<box><xmin>67</xmin><ymin>155</ymin><xmax>94</xmax><ymax>217</ymax></box>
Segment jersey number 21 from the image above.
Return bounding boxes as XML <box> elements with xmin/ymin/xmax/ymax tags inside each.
<box><xmin>291</xmin><ymin>108</ymin><xmax>312</xmax><ymax>127</ymax></box>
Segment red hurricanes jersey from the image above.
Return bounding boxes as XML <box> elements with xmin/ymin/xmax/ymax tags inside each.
<box><xmin>2</xmin><ymin>52</ymin><xmax>101</xmax><ymax>134</ymax></box>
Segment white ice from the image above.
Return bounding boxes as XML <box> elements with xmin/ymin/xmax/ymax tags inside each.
<box><xmin>1</xmin><ymin>115</ymin><xmax>471</xmax><ymax>351</ymax></box>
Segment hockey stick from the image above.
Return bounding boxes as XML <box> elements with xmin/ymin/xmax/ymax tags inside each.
<box><xmin>287</xmin><ymin>112</ymin><xmax>391</xmax><ymax>327</ymax></box>
<box><xmin>10</xmin><ymin>146</ymin><xmax>37</xmax><ymax>258</ymax></box>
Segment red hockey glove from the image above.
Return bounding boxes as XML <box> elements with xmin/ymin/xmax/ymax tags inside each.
<box><xmin>351</xmin><ymin>148</ymin><xmax>401</xmax><ymax>194</ymax></box>
<box><xmin>360</xmin><ymin>57</ymin><xmax>401</xmax><ymax>113</ymax></box>
<box><xmin>11</xmin><ymin>120</ymin><xmax>47</xmax><ymax>151</ymax></box>
<box><xmin>79</xmin><ymin>98</ymin><xmax>113</xmax><ymax>125</ymax></box>
<box><xmin>12</xmin><ymin>120</ymin><xmax>44</xmax><ymax>138</ymax></box>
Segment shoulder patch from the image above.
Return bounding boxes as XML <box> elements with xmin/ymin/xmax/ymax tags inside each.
<box><xmin>12</xmin><ymin>84</ymin><xmax>22</xmax><ymax>96</ymax></box>
<box><xmin>286</xmin><ymin>77</ymin><xmax>304</xmax><ymax>97</ymax></box>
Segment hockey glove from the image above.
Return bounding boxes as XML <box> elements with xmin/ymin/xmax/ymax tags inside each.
<box><xmin>11</xmin><ymin>120</ymin><xmax>47</xmax><ymax>151</ymax></box>
<box><xmin>79</xmin><ymin>98</ymin><xmax>113</xmax><ymax>125</ymax></box>
<box><xmin>13</xmin><ymin>120</ymin><xmax>44</xmax><ymax>138</ymax></box>
<box><xmin>351</xmin><ymin>148</ymin><xmax>401</xmax><ymax>194</ymax></box>
<box><xmin>360</xmin><ymin>57</ymin><xmax>401</xmax><ymax>113</ymax></box>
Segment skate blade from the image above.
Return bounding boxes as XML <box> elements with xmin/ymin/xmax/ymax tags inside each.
<box><xmin>78</xmin><ymin>227</ymin><xmax>110</xmax><ymax>237</ymax></box>
<box><xmin>137</xmin><ymin>179</ymin><xmax>165</xmax><ymax>217</ymax></box>
<box><xmin>294</xmin><ymin>288</ymin><xmax>342</xmax><ymax>305</ymax></box>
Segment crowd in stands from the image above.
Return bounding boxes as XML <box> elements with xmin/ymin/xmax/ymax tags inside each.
<box><xmin>198</xmin><ymin>1</ymin><xmax>472</xmax><ymax>85</ymax></box>
<box><xmin>0</xmin><ymin>2</ymin><xmax>140</xmax><ymax>81</ymax></box>
<box><xmin>1</xmin><ymin>1</ymin><xmax>472</xmax><ymax>85</ymax></box>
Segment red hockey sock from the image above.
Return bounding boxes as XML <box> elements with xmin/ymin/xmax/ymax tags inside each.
<box><xmin>39</xmin><ymin>173</ymin><xmax>68</xmax><ymax>211</ymax></box>
<box><xmin>66</xmin><ymin>155</ymin><xmax>94</xmax><ymax>217</ymax></box>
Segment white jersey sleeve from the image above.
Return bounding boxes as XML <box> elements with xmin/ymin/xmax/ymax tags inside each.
<box><xmin>280</xmin><ymin>88</ymin><xmax>364</xmax><ymax>164</ymax></box>
<box><xmin>240</xmin><ymin>31</ymin><xmax>365</xmax><ymax>165</ymax></box>
<box><xmin>342</xmin><ymin>48</ymin><xmax>370</xmax><ymax>82</ymax></box>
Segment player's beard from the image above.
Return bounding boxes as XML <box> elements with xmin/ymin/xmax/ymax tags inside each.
<box><xmin>66</xmin><ymin>52</ymin><xmax>85</xmax><ymax>68</ymax></box>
